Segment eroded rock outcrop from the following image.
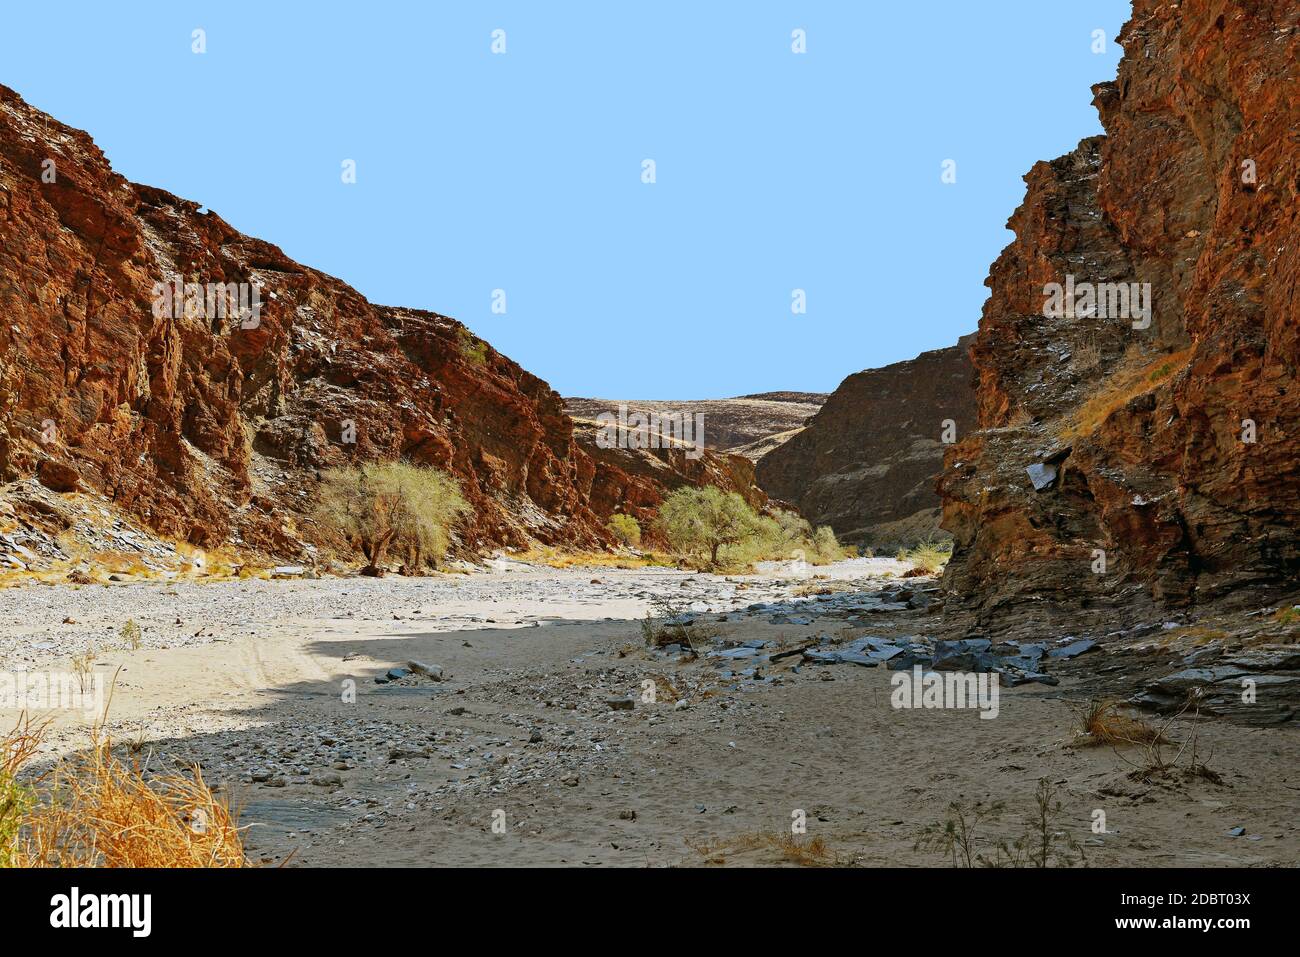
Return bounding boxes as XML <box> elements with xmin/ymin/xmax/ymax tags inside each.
<box><xmin>939</xmin><ymin>1</ymin><xmax>1300</xmax><ymax>632</ymax></box>
<box><xmin>0</xmin><ymin>84</ymin><xmax>762</xmax><ymax>563</ymax></box>
<box><xmin>755</xmin><ymin>340</ymin><xmax>977</xmax><ymax>548</ymax></box>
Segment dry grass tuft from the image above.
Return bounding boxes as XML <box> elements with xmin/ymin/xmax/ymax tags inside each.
<box><xmin>1073</xmin><ymin>699</ymin><xmax>1161</xmax><ymax>747</ymax></box>
<box><xmin>685</xmin><ymin>831</ymin><xmax>836</xmax><ymax>867</ymax></box>
<box><xmin>511</xmin><ymin>547</ymin><xmax>677</xmax><ymax>570</ymax></box>
<box><xmin>1060</xmin><ymin>347</ymin><xmax>1193</xmax><ymax>441</ymax></box>
<box><xmin>1</xmin><ymin>721</ymin><xmax>247</xmax><ymax>868</ymax></box>
<box><xmin>1</xmin><ymin>717</ymin><xmax>47</xmax><ymax>867</ymax></box>
<box><xmin>899</xmin><ymin>540</ymin><xmax>951</xmax><ymax>575</ymax></box>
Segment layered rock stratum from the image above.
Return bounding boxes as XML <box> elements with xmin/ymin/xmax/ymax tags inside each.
<box><xmin>0</xmin><ymin>84</ymin><xmax>762</xmax><ymax>566</ymax></box>
<box><xmin>564</xmin><ymin>392</ymin><xmax>826</xmax><ymax>460</ymax></box>
<box><xmin>755</xmin><ymin>340</ymin><xmax>977</xmax><ymax>548</ymax></box>
<box><xmin>939</xmin><ymin>0</ymin><xmax>1299</xmax><ymax>632</ymax></box>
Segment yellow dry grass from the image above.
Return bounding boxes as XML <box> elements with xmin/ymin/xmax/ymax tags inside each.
<box><xmin>1</xmin><ymin>720</ymin><xmax>247</xmax><ymax>868</ymax></box>
<box><xmin>511</xmin><ymin>547</ymin><xmax>678</xmax><ymax>570</ymax></box>
<box><xmin>685</xmin><ymin>831</ymin><xmax>837</xmax><ymax>867</ymax></box>
<box><xmin>1072</xmin><ymin>699</ymin><xmax>1161</xmax><ymax>747</ymax></box>
<box><xmin>1059</xmin><ymin>347</ymin><xmax>1194</xmax><ymax>442</ymax></box>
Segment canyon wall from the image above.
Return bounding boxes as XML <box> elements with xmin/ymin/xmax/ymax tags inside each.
<box><xmin>939</xmin><ymin>0</ymin><xmax>1299</xmax><ymax>632</ymax></box>
<box><xmin>0</xmin><ymin>84</ymin><xmax>760</xmax><ymax>563</ymax></box>
<box><xmin>756</xmin><ymin>339</ymin><xmax>977</xmax><ymax>548</ymax></box>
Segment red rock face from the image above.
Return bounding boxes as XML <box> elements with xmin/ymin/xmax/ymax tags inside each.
<box><xmin>940</xmin><ymin>1</ymin><xmax>1300</xmax><ymax>631</ymax></box>
<box><xmin>0</xmin><ymin>84</ymin><xmax>761</xmax><ymax>561</ymax></box>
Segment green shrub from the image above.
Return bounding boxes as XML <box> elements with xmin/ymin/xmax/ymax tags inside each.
<box><xmin>607</xmin><ymin>514</ymin><xmax>641</xmax><ymax>548</ymax></box>
<box><xmin>456</xmin><ymin>327</ymin><xmax>489</xmax><ymax>366</ymax></box>
<box><xmin>901</xmin><ymin>540</ymin><xmax>953</xmax><ymax>574</ymax></box>
<box><xmin>657</xmin><ymin>487</ymin><xmax>764</xmax><ymax>568</ymax></box>
<box><xmin>811</xmin><ymin>525</ymin><xmax>844</xmax><ymax>561</ymax></box>
<box><xmin>314</xmin><ymin>461</ymin><xmax>471</xmax><ymax>576</ymax></box>
<box><xmin>656</xmin><ymin>494</ymin><xmax>848</xmax><ymax>570</ymax></box>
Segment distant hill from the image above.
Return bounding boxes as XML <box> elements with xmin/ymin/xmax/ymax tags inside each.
<box><xmin>564</xmin><ymin>394</ymin><xmax>827</xmax><ymax>461</ymax></box>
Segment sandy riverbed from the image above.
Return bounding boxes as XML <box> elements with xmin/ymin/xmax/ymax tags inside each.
<box><xmin>1</xmin><ymin>558</ymin><xmax>1296</xmax><ymax>867</ymax></box>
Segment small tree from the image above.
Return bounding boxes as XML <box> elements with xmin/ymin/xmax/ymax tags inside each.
<box><xmin>657</xmin><ymin>487</ymin><xmax>762</xmax><ymax>567</ymax></box>
<box><xmin>772</xmin><ymin>509</ymin><xmax>812</xmax><ymax>551</ymax></box>
<box><xmin>314</xmin><ymin>462</ymin><xmax>471</xmax><ymax>576</ymax></box>
<box><xmin>607</xmin><ymin>514</ymin><xmax>641</xmax><ymax>548</ymax></box>
<box><xmin>812</xmin><ymin>525</ymin><xmax>843</xmax><ymax>561</ymax></box>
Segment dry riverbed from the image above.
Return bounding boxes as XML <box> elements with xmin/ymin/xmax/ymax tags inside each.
<box><xmin>1</xmin><ymin>558</ymin><xmax>1296</xmax><ymax>867</ymax></box>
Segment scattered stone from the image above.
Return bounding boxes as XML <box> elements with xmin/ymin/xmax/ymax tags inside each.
<box><xmin>407</xmin><ymin>660</ymin><xmax>444</xmax><ymax>680</ymax></box>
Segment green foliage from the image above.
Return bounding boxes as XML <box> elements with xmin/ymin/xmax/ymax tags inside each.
<box><xmin>456</xmin><ymin>327</ymin><xmax>488</xmax><ymax>366</ymax></box>
<box><xmin>657</xmin><ymin>487</ymin><xmax>764</xmax><ymax>568</ymax></box>
<box><xmin>812</xmin><ymin>525</ymin><xmax>845</xmax><ymax>561</ymax></box>
<box><xmin>606</xmin><ymin>513</ymin><xmax>641</xmax><ymax>548</ymax></box>
<box><xmin>120</xmin><ymin>619</ymin><xmax>142</xmax><ymax>651</ymax></box>
<box><xmin>655</xmin><ymin>493</ymin><xmax>847</xmax><ymax>570</ymax></box>
<box><xmin>314</xmin><ymin>461</ymin><xmax>471</xmax><ymax>575</ymax></box>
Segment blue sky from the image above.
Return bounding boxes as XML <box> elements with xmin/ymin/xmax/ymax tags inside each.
<box><xmin>2</xmin><ymin>1</ymin><xmax>1131</xmax><ymax>398</ymax></box>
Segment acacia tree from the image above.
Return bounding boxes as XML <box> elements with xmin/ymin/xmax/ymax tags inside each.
<box><xmin>314</xmin><ymin>461</ymin><xmax>470</xmax><ymax>576</ymax></box>
<box><xmin>657</xmin><ymin>487</ymin><xmax>762</xmax><ymax>567</ymax></box>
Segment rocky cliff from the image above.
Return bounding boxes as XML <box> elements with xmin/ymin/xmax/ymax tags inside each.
<box><xmin>756</xmin><ymin>340</ymin><xmax>977</xmax><ymax>548</ymax></box>
<box><xmin>0</xmin><ymin>84</ymin><xmax>761</xmax><ymax>566</ymax></box>
<box><xmin>939</xmin><ymin>0</ymin><xmax>1299</xmax><ymax>632</ymax></box>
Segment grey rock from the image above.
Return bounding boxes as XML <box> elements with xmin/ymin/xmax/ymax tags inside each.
<box><xmin>1048</xmin><ymin>638</ymin><xmax>1097</xmax><ymax>659</ymax></box>
<box><xmin>406</xmin><ymin>660</ymin><xmax>444</xmax><ymax>680</ymax></box>
<box><xmin>1026</xmin><ymin>462</ymin><xmax>1058</xmax><ymax>491</ymax></box>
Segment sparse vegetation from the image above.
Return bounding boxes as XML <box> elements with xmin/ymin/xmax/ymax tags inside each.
<box><xmin>313</xmin><ymin>461</ymin><xmax>471</xmax><ymax>576</ymax></box>
<box><xmin>1073</xmin><ymin>699</ymin><xmax>1161</xmax><ymax>747</ymax></box>
<box><xmin>120</xmin><ymin>619</ymin><xmax>142</xmax><ymax>651</ymax></box>
<box><xmin>0</xmin><ymin>719</ymin><xmax>246</xmax><ymax>868</ymax></box>
<box><xmin>606</xmin><ymin>514</ymin><xmax>641</xmax><ymax>548</ymax></box>
<box><xmin>899</xmin><ymin>540</ymin><xmax>952</xmax><ymax>575</ymax></box>
<box><xmin>0</xmin><ymin>718</ymin><xmax>42</xmax><ymax>868</ymax></box>
<box><xmin>1274</xmin><ymin>606</ymin><xmax>1300</xmax><ymax>627</ymax></box>
<box><xmin>70</xmin><ymin>646</ymin><xmax>96</xmax><ymax>694</ymax></box>
<box><xmin>1072</xmin><ymin>335</ymin><xmax>1102</xmax><ymax>372</ymax></box>
<box><xmin>638</xmin><ymin>596</ymin><xmax>715</xmax><ymax>654</ymax></box>
<box><xmin>511</xmin><ymin>546</ymin><xmax>676</xmax><ymax>570</ymax></box>
<box><xmin>1060</xmin><ymin>346</ymin><xmax>1193</xmax><ymax>441</ymax></box>
<box><xmin>456</xmin><ymin>327</ymin><xmax>489</xmax><ymax>366</ymax></box>
<box><xmin>915</xmin><ymin>778</ymin><xmax>1086</xmax><ymax>868</ymax></box>
<box><xmin>655</xmin><ymin>490</ymin><xmax>848</xmax><ymax>571</ymax></box>
<box><xmin>685</xmin><ymin>831</ymin><xmax>837</xmax><ymax>867</ymax></box>
<box><xmin>1114</xmin><ymin>692</ymin><xmax>1222</xmax><ymax>786</ymax></box>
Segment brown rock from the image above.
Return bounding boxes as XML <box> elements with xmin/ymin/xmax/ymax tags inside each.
<box><xmin>939</xmin><ymin>0</ymin><xmax>1300</xmax><ymax>633</ymax></box>
<box><xmin>0</xmin><ymin>85</ymin><xmax>765</xmax><ymax>562</ymax></box>
<box><xmin>756</xmin><ymin>341</ymin><xmax>976</xmax><ymax>548</ymax></box>
<box><xmin>36</xmin><ymin>458</ymin><xmax>82</xmax><ymax>493</ymax></box>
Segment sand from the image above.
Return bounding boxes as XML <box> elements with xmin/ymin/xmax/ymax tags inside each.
<box><xmin>1</xmin><ymin>558</ymin><xmax>1296</xmax><ymax>867</ymax></box>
